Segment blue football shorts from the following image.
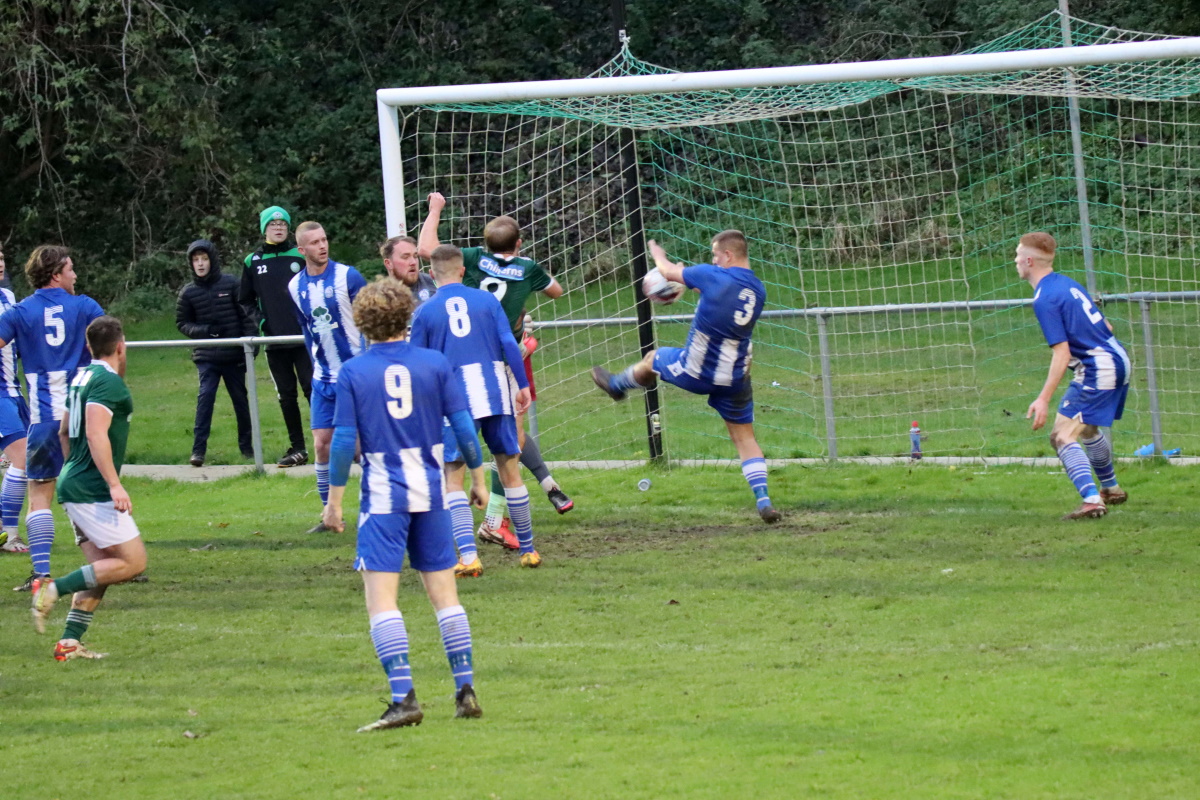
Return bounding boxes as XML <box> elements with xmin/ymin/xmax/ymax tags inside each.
<box><xmin>0</xmin><ymin>396</ymin><xmax>29</xmax><ymax>449</ymax></box>
<box><xmin>442</xmin><ymin>414</ymin><xmax>520</xmax><ymax>463</ymax></box>
<box><xmin>1058</xmin><ymin>381</ymin><xmax>1128</xmax><ymax>428</ymax></box>
<box><xmin>354</xmin><ymin>508</ymin><xmax>457</xmax><ymax>574</ymax></box>
<box><xmin>26</xmin><ymin>420</ymin><xmax>64</xmax><ymax>480</ymax></box>
<box><xmin>652</xmin><ymin>347</ymin><xmax>755</xmax><ymax>425</ymax></box>
<box><xmin>310</xmin><ymin>379</ymin><xmax>337</xmax><ymax>430</ymax></box>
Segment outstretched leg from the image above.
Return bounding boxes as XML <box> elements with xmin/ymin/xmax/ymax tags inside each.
<box><xmin>591</xmin><ymin>351</ymin><xmax>656</xmax><ymax>401</ymax></box>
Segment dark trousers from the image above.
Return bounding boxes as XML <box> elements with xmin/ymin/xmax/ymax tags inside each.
<box><xmin>267</xmin><ymin>345</ymin><xmax>313</xmax><ymax>452</ymax></box>
<box><xmin>193</xmin><ymin>361</ymin><xmax>252</xmax><ymax>455</ymax></box>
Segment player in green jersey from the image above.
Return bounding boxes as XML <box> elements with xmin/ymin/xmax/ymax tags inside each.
<box><xmin>418</xmin><ymin>192</ymin><xmax>573</xmax><ymax>549</ymax></box>
<box><xmin>31</xmin><ymin>317</ymin><xmax>146</xmax><ymax>661</ymax></box>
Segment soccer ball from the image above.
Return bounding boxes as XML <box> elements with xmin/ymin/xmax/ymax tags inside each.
<box><xmin>642</xmin><ymin>268</ymin><xmax>685</xmax><ymax>305</ymax></box>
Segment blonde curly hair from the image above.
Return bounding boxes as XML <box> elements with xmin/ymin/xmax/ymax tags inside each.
<box><xmin>352</xmin><ymin>276</ymin><xmax>414</xmax><ymax>343</ymax></box>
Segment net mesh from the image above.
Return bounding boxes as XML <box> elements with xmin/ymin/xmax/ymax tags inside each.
<box><xmin>396</xmin><ymin>11</ymin><xmax>1200</xmax><ymax>461</ymax></box>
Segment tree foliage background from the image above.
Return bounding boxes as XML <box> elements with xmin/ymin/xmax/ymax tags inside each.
<box><xmin>1</xmin><ymin>0</ymin><xmax>1198</xmax><ymax>304</ymax></box>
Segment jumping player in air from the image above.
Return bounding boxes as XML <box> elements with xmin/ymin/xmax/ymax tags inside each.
<box><xmin>418</xmin><ymin>192</ymin><xmax>572</xmax><ymax>551</ymax></box>
<box><xmin>288</xmin><ymin>221</ymin><xmax>367</xmax><ymax>533</ymax></box>
<box><xmin>32</xmin><ymin>317</ymin><xmax>146</xmax><ymax>661</ymax></box>
<box><xmin>322</xmin><ymin>277</ymin><xmax>487</xmax><ymax>731</ymax></box>
<box><xmin>1017</xmin><ymin>232</ymin><xmax>1130</xmax><ymax>519</ymax></box>
<box><xmin>409</xmin><ymin>244</ymin><xmax>536</xmax><ymax>575</ymax></box>
<box><xmin>591</xmin><ymin>231</ymin><xmax>781</xmax><ymax>523</ymax></box>
<box><xmin>0</xmin><ymin>244</ymin><xmax>31</xmax><ymax>555</ymax></box>
<box><xmin>0</xmin><ymin>246</ymin><xmax>105</xmax><ymax>591</ymax></box>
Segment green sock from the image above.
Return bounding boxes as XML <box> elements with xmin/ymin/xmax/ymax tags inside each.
<box><xmin>485</xmin><ymin>489</ymin><xmax>508</xmax><ymax>529</ymax></box>
<box><xmin>54</xmin><ymin>564</ymin><xmax>97</xmax><ymax>596</ymax></box>
<box><xmin>62</xmin><ymin>609</ymin><xmax>94</xmax><ymax>641</ymax></box>
<box><xmin>490</xmin><ymin>467</ymin><xmax>504</xmax><ymax>497</ymax></box>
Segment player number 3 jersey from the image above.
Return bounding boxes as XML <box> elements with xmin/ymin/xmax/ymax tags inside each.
<box><xmin>677</xmin><ymin>264</ymin><xmax>765</xmax><ymax>387</ymax></box>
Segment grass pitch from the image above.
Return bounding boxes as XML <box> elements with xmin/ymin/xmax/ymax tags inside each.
<box><xmin>2</xmin><ymin>463</ymin><xmax>1199</xmax><ymax>798</ymax></box>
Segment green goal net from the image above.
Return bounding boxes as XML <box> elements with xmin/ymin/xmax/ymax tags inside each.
<box><xmin>394</xmin><ymin>12</ymin><xmax>1200</xmax><ymax>463</ymax></box>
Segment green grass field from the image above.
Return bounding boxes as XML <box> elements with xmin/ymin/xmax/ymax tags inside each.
<box><xmin>3</xmin><ymin>464</ymin><xmax>1199</xmax><ymax>798</ymax></box>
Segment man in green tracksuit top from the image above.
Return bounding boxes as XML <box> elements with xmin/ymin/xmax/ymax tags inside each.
<box><xmin>418</xmin><ymin>192</ymin><xmax>574</xmax><ymax>551</ymax></box>
<box><xmin>31</xmin><ymin>316</ymin><xmax>147</xmax><ymax>661</ymax></box>
<box><xmin>239</xmin><ymin>205</ymin><xmax>312</xmax><ymax>468</ymax></box>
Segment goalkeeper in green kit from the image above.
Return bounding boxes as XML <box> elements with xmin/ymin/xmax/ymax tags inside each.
<box><xmin>418</xmin><ymin>192</ymin><xmax>572</xmax><ymax>551</ymax></box>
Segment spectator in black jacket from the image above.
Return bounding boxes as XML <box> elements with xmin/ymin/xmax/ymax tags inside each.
<box><xmin>177</xmin><ymin>240</ymin><xmax>256</xmax><ymax>466</ymax></box>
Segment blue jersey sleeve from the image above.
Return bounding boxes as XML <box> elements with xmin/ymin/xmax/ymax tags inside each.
<box><xmin>408</xmin><ymin>305</ymin><xmax>430</xmax><ymax>349</ymax></box>
<box><xmin>85</xmin><ymin>295</ymin><xmax>105</xmax><ymax>322</ymax></box>
<box><xmin>1033</xmin><ymin>294</ymin><xmax>1068</xmax><ymax>348</ymax></box>
<box><xmin>682</xmin><ymin>263</ymin><xmax>720</xmax><ymax>293</ymax></box>
<box><xmin>493</xmin><ymin>297</ymin><xmax>529</xmax><ymax>389</ymax></box>
<box><xmin>332</xmin><ymin>370</ymin><xmax>359</xmax><ymax>429</ymax></box>
<box><xmin>348</xmin><ymin>267</ymin><xmax>367</xmax><ymax>300</ymax></box>
<box><xmin>0</xmin><ymin>306</ymin><xmax>18</xmax><ymax>348</ymax></box>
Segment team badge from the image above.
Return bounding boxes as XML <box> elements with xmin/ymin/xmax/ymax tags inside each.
<box><xmin>311</xmin><ymin>306</ymin><xmax>338</xmax><ymax>335</ymax></box>
<box><xmin>418</xmin><ymin>290</ymin><xmax>430</xmax><ymax>301</ymax></box>
<box><xmin>291</xmin><ymin>262</ymin><xmax>301</xmax><ymax>273</ymax></box>
<box><xmin>324</xmin><ymin>286</ymin><xmax>335</xmax><ymax>299</ymax></box>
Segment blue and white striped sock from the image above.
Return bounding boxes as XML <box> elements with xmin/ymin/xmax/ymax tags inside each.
<box><xmin>436</xmin><ymin>604</ymin><xmax>474</xmax><ymax>691</ymax></box>
<box><xmin>609</xmin><ymin>366</ymin><xmax>641</xmax><ymax>393</ymax></box>
<box><xmin>446</xmin><ymin>491</ymin><xmax>477</xmax><ymax>562</ymax></box>
<box><xmin>2</xmin><ymin>466</ymin><xmax>27</xmax><ymax>534</ymax></box>
<box><xmin>741</xmin><ymin>457</ymin><xmax>772</xmax><ymax>510</ymax></box>
<box><xmin>1057</xmin><ymin>442</ymin><xmax>1100</xmax><ymax>503</ymax></box>
<box><xmin>315</xmin><ymin>462</ymin><xmax>330</xmax><ymax>506</ymax></box>
<box><xmin>505</xmin><ymin>486</ymin><xmax>535</xmax><ymax>554</ymax></box>
<box><xmin>26</xmin><ymin>509</ymin><xmax>54</xmax><ymax>575</ymax></box>
<box><xmin>1080</xmin><ymin>433</ymin><xmax>1118</xmax><ymax>489</ymax></box>
<box><xmin>369</xmin><ymin>611</ymin><xmax>413</xmax><ymax>702</ymax></box>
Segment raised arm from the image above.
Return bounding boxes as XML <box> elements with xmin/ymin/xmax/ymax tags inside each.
<box><xmin>648</xmin><ymin>240</ymin><xmax>686</xmax><ymax>284</ymax></box>
<box><xmin>416</xmin><ymin>192</ymin><xmax>446</xmax><ymax>260</ymax></box>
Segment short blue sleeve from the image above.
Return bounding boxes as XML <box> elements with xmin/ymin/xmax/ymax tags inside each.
<box><xmin>1033</xmin><ymin>294</ymin><xmax>1067</xmax><ymax>348</ymax></box>
<box><xmin>682</xmin><ymin>263</ymin><xmax>719</xmax><ymax>293</ymax></box>
<box><xmin>348</xmin><ymin>267</ymin><xmax>367</xmax><ymax>300</ymax></box>
<box><xmin>332</xmin><ymin>370</ymin><xmax>359</xmax><ymax>429</ymax></box>
<box><xmin>0</xmin><ymin>306</ymin><xmax>18</xmax><ymax>346</ymax></box>
<box><xmin>86</xmin><ymin>295</ymin><xmax>105</xmax><ymax>321</ymax></box>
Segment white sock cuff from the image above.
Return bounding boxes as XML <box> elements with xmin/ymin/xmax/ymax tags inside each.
<box><xmin>315</xmin><ymin>462</ymin><xmax>330</xmax><ymax>469</ymax></box>
<box><xmin>539</xmin><ymin>476</ymin><xmax>557</xmax><ymax>493</ymax></box>
<box><xmin>26</xmin><ymin>509</ymin><xmax>52</xmax><ymax>521</ymax></box>
<box><xmin>445</xmin><ymin>491</ymin><xmax>468</xmax><ymax>503</ymax></box>
<box><xmin>1079</xmin><ymin>434</ymin><xmax>1104</xmax><ymax>445</ymax></box>
<box><xmin>504</xmin><ymin>486</ymin><xmax>530</xmax><ymax>502</ymax></box>
<box><xmin>369</xmin><ymin>610</ymin><xmax>404</xmax><ymax>629</ymax></box>
<box><xmin>436</xmin><ymin>604</ymin><xmax>466</xmax><ymax>623</ymax></box>
<box><xmin>5</xmin><ymin>467</ymin><xmax>25</xmax><ymax>480</ymax></box>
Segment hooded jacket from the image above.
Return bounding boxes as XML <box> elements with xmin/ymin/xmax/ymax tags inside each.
<box><xmin>177</xmin><ymin>240</ymin><xmax>255</xmax><ymax>364</ymax></box>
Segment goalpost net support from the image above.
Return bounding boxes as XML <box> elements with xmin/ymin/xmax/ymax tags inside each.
<box><xmin>377</xmin><ymin>14</ymin><xmax>1200</xmax><ymax>465</ymax></box>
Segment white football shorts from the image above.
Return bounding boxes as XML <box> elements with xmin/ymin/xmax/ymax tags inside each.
<box><xmin>63</xmin><ymin>501</ymin><xmax>141</xmax><ymax>549</ymax></box>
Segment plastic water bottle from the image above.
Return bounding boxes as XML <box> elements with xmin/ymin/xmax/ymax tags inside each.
<box><xmin>638</xmin><ymin>479</ymin><xmax>652</xmax><ymax>491</ymax></box>
<box><xmin>910</xmin><ymin>421</ymin><xmax>922</xmax><ymax>460</ymax></box>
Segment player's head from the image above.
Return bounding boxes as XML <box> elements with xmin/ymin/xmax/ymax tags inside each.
<box><xmin>296</xmin><ymin>221</ymin><xmax>329</xmax><ymax>269</ymax></box>
<box><xmin>0</xmin><ymin>243</ymin><xmax>6</xmax><ymax>281</ymax></box>
<box><xmin>25</xmin><ymin>245</ymin><xmax>76</xmax><ymax>292</ymax></box>
<box><xmin>429</xmin><ymin>244</ymin><xmax>466</xmax><ymax>283</ymax></box>
<box><xmin>353</xmin><ymin>276</ymin><xmax>414</xmax><ymax>343</ymax></box>
<box><xmin>711</xmin><ymin>230</ymin><xmax>748</xmax><ymax>267</ymax></box>
<box><xmin>260</xmin><ymin>206</ymin><xmax>291</xmax><ymax>244</ymax></box>
<box><xmin>87</xmin><ymin>315</ymin><xmax>126</xmax><ymax>373</ymax></box>
<box><xmin>1015</xmin><ymin>232</ymin><xmax>1056</xmax><ymax>281</ymax></box>
<box><xmin>484</xmin><ymin>216</ymin><xmax>521</xmax><ymax>254</ymax></box>
<box><xmin>381</xmin><ymin>235</ymin><xmax>421</xmax><ymax>286</ymax></box>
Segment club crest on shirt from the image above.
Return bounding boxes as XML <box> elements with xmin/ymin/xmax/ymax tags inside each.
<box><xmin>291</xmin><ymin>262</ymin><xmax>302</xmax><ymax>273</ymax></box>
<box><xmin>324</xmin><ymin>285</ymin><xmax>335</xmax><ymax>299</ymax></box>
<box><xmin>478</xmin><ymin>256</ymin><xmax>524</xmax><ymax>281</ymax></box>
<box><xmin>311</xmin><ymin>305</ymin><xmax>339</xmax><ymax>335</ymax></box>
<box><xmin>418</xmin><ymin>289</ymin><xmax>430</xmax><ymax>301</ymax></box>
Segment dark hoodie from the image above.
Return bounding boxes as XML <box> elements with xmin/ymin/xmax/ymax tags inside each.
<box><xmin>176</xmin><ymin>239</ymin><xmax>255</xmax><ymax>364</ymax></box>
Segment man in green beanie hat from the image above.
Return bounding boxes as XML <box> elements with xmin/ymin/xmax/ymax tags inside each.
<box><xmin>239</xmin><ymin>206</ymin><xmax>312</xmax><ymax>467</ymax></box>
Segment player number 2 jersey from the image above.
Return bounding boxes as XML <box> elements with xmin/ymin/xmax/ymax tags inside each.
<box><xmin>677</xmin><ymin>264</ymin><xmax>765</xmax><ymax>387</ymax></box>
<box><xmin>1032</xmin><ymin>272</ymin><xmax>1131</xmax><ymax>391</ymax></box>
<box><xmin>333</xmin><ymin>341</ymin><xmax>469</xmax><ymax>515</ymax></box>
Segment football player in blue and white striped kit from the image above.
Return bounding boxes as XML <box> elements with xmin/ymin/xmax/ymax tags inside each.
<box><xmin>409</xmin><ymin>244</ymin><xmax>535</xmax><ymax>575</ymax></box>
<box><xmin>592</xmin><ymin>230</ymin><xmax>781</xmax><ymax>523</ymax></box>
<box><xmin>0</xmin><ymin>244</ymin><xmax>31</xmax><ymax>555</ymax></box>
<box><xmin>1018</xmin><ymin>232</ymin><xmax>1131</xmax><ymax>520</ymax></box>
<box><xmin>321</xmin><ymin>277</ymin><xmax>487</xmax><ymax>731</ymax></box>
<box><xmin>0</xmin><ymin>246</ymin><xmax>104</xmax><ymax>590</ymax></box>
<box><xmin>288</xmin><ymin>221</ymin><xmax>367</xmax><ymax>532</ymax></box>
